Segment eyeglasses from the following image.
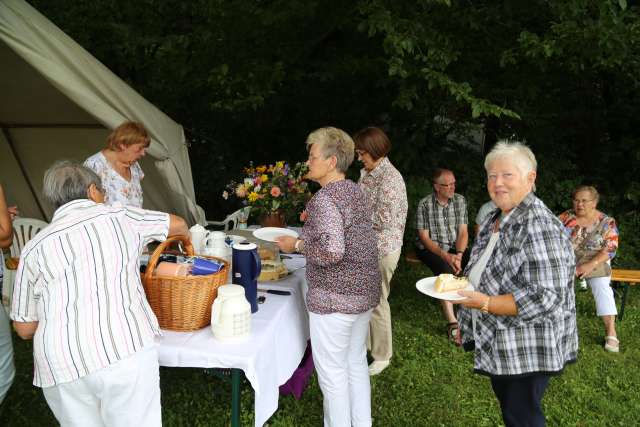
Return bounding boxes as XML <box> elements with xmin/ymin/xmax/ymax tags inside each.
<box><xmin>573</xmin><ymin>198</ymin><xmax>594</xmax><ymax>204</ymax></box>
<box><xmin>355</xmin><ymin>150</ymin><xmax>367</xmax><ymax>156</ymax></box>
<box><xmin>435</xmin><ymin>182</ymin><xmax>456</xmax><ymax>188</ymax></box>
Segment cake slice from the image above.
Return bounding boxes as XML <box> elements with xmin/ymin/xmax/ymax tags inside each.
<box><xmin>259</xmin><ymin>260</ymin><xmax>288</xmax><ymax>281</ymax></box>
<box><xmin>434</xmin><ymin>274</ymin><xmax>469</xmax><ymax>292</ymax></box>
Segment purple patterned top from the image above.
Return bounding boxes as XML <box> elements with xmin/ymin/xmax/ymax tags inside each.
<box><xmin>301</xmin><ymin>180</ymin><xmax>381</xmax><ymax>314</ymax></box>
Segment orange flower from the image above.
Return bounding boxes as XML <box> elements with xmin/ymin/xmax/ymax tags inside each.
<box><xmin>270</xmin><ymin>186</ymin><xmax>282</xmax><ymax>197</ymax></box>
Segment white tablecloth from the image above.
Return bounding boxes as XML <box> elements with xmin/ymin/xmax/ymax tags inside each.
<box><xmin>157</xmin><ymin>268</ymin><xmax>309</xmax><ymax>427</ymax></box>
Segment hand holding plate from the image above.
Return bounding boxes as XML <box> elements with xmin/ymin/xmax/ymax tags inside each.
<box><xmin>452</xmin><ymin>290</ymin><xmax>487</xmax><ymax>309</ymax></box>
<box><xmin>276</xmin><ymin>235</ymin><xmax>297</xmax><ymax>253</ymax></box>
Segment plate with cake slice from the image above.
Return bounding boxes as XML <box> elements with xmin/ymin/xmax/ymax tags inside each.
<box><xmin>416</xmin><ymin>274</ymin><xmax>474</xmax><ymax>301</ymax></box>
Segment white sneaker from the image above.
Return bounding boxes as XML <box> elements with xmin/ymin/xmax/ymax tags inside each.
<box><xmin>368</xmin><ymin>360</ymin><xmax>390</xmax><ymax>376</ymax></box>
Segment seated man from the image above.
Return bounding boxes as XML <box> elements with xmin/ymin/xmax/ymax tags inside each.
<box><xmin>11</xmin><ymin>161</ymin><xmax>188</xmax><ymax>427</ymax></box>
<box><xmin>415</xmin><ymin>168</ymin><xmax>469</xmax><ymax>344</ymax></box>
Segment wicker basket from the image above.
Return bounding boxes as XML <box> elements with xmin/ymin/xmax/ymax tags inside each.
<box><xmin>142</xmin><ymin>235</ymin><xmax>229</xmax><ymax>331</ymax></box>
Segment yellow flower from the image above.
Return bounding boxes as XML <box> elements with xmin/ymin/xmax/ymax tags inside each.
<box><xmin>256</xmin><ymin>165</ymin><xmax>267</xmax><ymax>174</ymax></box>
<box><xmin>275</xmin><ymin>161</ymin><xmax>285</xmax><ymax>170</ymax></box>
<box><xmin>260</xmin><ymin>174</ymin><xmax>269</xmax><ymax>183</ymax></box>
<box><xmin>248</xmin><ymin>192</ymin><xmax>259</xmax><ymax>202</ymax></box>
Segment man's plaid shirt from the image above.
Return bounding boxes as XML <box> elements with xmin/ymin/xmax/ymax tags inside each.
<box><xmin>458</xmin><ymin>193</ymin><xmax>578</xmax><ymax>377</ymax></box>
<box><xmin>415</xmin><ymin>193</ymin><xmax>468</xmax><ymax>251</ymax></box>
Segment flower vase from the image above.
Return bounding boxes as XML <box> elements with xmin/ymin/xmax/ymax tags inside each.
<box><xmin>259</xmin><ymin>211</ymin><xmax>287</xmax><ymax>228</ymax></box>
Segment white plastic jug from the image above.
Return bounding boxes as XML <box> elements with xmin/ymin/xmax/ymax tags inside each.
<box><xmin>211</xmin><ymin>285</ymin><xmax>251</xmax><ymax>342</ymax></box>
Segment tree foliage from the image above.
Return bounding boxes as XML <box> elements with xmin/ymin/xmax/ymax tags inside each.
<box><xmin>29</xmin><ymin>0</ymin><xmax>640</xmax><ymax>265</ymax></box>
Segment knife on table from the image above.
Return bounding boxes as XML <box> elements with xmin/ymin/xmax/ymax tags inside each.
<box><xmin>257</xmin><ymin>288</ymin><xmax>291</xmax><ymax>295</ymax></box>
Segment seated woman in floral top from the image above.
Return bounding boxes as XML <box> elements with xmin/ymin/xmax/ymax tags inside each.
<box><xmin>84</xmin><ymin>121</ymin><xmax>150</xmax><ymax>208</ymax></box>
<box><xmin>559</xmin><ymin>185</ymin><xmax>620</xmax><ymax>352</ymax></box>
<box><xmin>277</xmin><ymin>127</ymin><xmax>380</xmax><ymax>427</ymax></box>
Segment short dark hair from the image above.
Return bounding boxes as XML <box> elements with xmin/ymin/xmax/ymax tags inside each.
<box><xmin>352</xmin><ymin>127</ymin><xmax>391</xmax><ymax>160</ymax></box>
<box><xmin>432</xmin><ymin>168</ymin><xmax>453</xmax><ymax>183</ymax></box>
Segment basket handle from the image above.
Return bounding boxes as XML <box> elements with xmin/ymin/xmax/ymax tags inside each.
<box><xmin>144</xmin><ymin>235</ymin><xmax>194</xmax><ymax>285</ymax></box>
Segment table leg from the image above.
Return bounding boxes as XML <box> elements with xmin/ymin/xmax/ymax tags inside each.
<box><xmin>619</xmin><ymin>283</ymin><xmax>630</xmax><ymax>321</ymax></box>
<box><xmin>231</xmin><ymin>368</ymin><xmax>242</xmax><ymax>427</ymax></box>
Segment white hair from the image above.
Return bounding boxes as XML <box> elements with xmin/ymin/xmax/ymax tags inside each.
<box><xmin>305</xmin><ymin>127</ymin><xmax>355</xmax><ymax>173</ymax></box>
<box><xmin>43</xmin><ymin>161</ymin><xmax>103</xmax><ymax>209</ymax></box>
<box><xmin>484</xmin><ymin>140</ymin><xmax>537</xmax><ymax>176</ymax></box>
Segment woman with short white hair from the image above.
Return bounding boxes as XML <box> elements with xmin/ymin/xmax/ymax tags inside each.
<box><xmin>277</xmin><ymin>127</ymin><xmax>380</xmax><ymax>427</ymax></box>
<box><xmin>454</xmin><ymin>141</ymin><xmax>578</xmax><ymax>427</ymax></box>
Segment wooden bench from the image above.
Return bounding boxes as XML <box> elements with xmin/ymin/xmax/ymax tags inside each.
<box><xmin>402</xmin><ymin>257</ymin><xmax>639</xmax><ymax>320</ymax></box>
<box><xmin>611</xmin><ymin>269</ymin><xmax>640</xmax><ymax>321</ymax></box>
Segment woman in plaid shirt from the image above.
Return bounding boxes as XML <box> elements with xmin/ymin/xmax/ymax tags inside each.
<box><xmin>454</xmin><ymin>141</ymin><xmax>578</xmax><ymax>427</ymax></box>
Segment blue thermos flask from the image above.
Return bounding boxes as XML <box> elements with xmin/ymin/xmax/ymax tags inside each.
<box><xmin>232</xmin><ymin>242</ymin><xmax>261</xmax><ymax>313</ymax></box>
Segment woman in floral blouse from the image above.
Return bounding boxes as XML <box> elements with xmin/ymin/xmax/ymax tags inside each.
<box><xmin>353</xmin><ymin>126</ymin><xmax>407</xmax><ymax>376</ymax></box>
<box><xmin>277</xmin><ymin>127</ymin><xmax>380</xmax><ymax>427</ymax></box>
<box><xmin>84</xmin><ymin>121</ymin><xmax>150</xmax><ymax>208</ymax></box>
<box><xmin>559</xmin><ymin>185</ymin><xmax>620</xmax><ymax>352</ymax></box>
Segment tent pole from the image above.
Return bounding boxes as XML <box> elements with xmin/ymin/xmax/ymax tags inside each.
<box><xmin>1</xmin><ymin>123</ymin><xmax>105</xmax><ymax>129</ymax></box>
<box><xmin>0</xmin><ymin>125</ymin><xmax>48</xmax><ymax>220</ymax></box>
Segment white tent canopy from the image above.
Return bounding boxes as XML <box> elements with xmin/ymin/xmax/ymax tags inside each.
<box><xmin>0</xmin><ymin>0</ymin><xmax>205</xmax><ymax>225</ymax></box>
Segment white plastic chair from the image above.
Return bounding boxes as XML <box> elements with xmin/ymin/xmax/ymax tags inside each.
<box><xmin>206</xmin><ymin>207</ymin><xmax>250</xmax><ymax>231</ymax></box>
<box><xmin>2</xmin><ymin>217</ymin><xmax>48</xmax><ymax>309</ymax></box>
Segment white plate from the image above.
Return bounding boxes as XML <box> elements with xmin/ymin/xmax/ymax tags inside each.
<box><xmin>252</xmin><ymin>227</ymin><xmax>299</xmax><ymax>242</ymax></box>
<box><xmin>416</xmin><ymin>276</ymin><xmax>474</xmax><ymax>301</ymax></box>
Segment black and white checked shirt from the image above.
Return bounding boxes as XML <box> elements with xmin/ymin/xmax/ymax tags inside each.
<box><xmin>415</xmin><ymin>193</ymin><xmax>468</xmax><ymax>251</ymax></box>
<box><xmin>458</xmin><ymin>193</ymin><xmax>578</xmax><ymax>377</ymax></box>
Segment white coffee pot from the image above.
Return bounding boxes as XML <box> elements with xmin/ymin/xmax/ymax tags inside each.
<box><xmin>204</xmin><ymin>231</ymin><xmax>232</xmax><ymax>283</ymax></box>
<box><xmin>206</xmin><ymin>231</ymin><xmax>228</xmax><ymax>250</ymax></box>
<box><xmin>211</xmin><ymin>284</ymin><xmax>251</xmax><ymax>342</ymax></box>
<box><xmin>189</xmin><ymin>224</ymin><xmax>210</xmax><ymax>254</ymax></box>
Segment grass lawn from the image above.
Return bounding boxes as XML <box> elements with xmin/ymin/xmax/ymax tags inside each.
<box><xmin>1</xmin><ymin>259</ymin><xmax>639</xmax><ymax>426</ymax></box>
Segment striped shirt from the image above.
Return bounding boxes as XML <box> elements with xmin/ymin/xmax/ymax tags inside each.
<box><xmin>10</xmin><ymin>200</ymin><xmax>169</xmax><ymax>387</ymax></box>
<box><xmin>415</xmin><ymin>193</ymin><xmax>468</xmax><ymax>251</ymax></box>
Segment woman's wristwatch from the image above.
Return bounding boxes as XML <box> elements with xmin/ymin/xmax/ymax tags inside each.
<box><xmin>294</xmin><ymin>239</ymin><xmax>303</xmax><ymax>253</ymax></box>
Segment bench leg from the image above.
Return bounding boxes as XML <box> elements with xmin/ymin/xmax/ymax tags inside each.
<box><xmin>230</xmin><ymin>368</ymin><xmax>242</xmax><ymax>427</ymax></box>
<box><xmin>619</xmin><ymin>283</ymin><xmax>630</xmax><ymax>321</ymax></box>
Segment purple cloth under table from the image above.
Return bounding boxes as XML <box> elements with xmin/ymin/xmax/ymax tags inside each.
<box><xmin>279</xmin><ymin>340</ymin><xmax>313</xmax><ymax>399</ymax></box>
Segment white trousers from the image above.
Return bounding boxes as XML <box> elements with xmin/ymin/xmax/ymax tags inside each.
<box><xmin>42</xmin><ymin>346</ymin><xmax>161</xmax><ymax>427</ymax></box>
<box><xmin>587</xmin><ymin>275</ymin><xmax>618</xmax><ymax>316</ymax></box>
<box><xmin>310</xmin><ymin>310</ymin><xmax>373</xmax><ymax>427</ymax></box>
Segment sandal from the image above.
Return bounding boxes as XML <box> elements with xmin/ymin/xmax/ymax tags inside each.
<box><xmin>447</xmin><ymin>322</ymin><xmax>461</xmax><ymax>346</ymax></box>
<box><xmin>604</xmin><ymin>336</ymin><xmax>620</xmax><ymax>353</ymax></box>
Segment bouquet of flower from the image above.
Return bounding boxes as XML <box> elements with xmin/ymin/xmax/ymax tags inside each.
<box><xmin>223</xmin><ymin>161</ymin><xmax>311</xmax><ymax>222</ymax></box>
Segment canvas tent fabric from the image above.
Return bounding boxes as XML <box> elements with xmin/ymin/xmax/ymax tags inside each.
<box><xmin>0</xmin><ymin>0</ymin><xmax>206</xmax><ymax>225</ymax></box>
